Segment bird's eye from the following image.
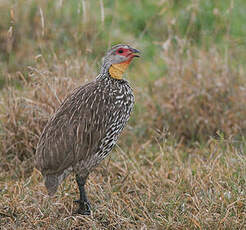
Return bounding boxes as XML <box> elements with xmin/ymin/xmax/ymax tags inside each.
<box><xmin>118</xmin><ymin>49</ymin><xmax>123</xmax><ymax>53</ymax></box>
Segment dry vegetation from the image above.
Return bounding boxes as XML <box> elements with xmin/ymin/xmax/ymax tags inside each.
<box><xmin>1</xmin><ymin>0</ymin><xmax>246</xmax><ymax>229</ymax></box>
<box><xmin>148</xmin><ymin>44</ymin><xmax>246</xmax><ymax>142</ymax></box>
<box><xmin>1</xmin><ymin>140</ymin><xmax>246</xmax><ymax>229</ymax></box>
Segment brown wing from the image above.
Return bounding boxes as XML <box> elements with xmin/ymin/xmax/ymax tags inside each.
<box><xmin>35</xmin><ymin>81</ymin><xmax>109</xmax><ymax>176</ymax></box>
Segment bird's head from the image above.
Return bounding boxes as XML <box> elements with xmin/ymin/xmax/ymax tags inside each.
<box><xmin>101</xmin><ymin>44</ymin><xmax>140</xmax><ymax>80</ymax></box>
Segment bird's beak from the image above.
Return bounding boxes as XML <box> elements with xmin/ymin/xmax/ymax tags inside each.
<box><xmin>130</xmin><ymin>48</ymin><xmax>140</xmax><ymax>58</ymax></box>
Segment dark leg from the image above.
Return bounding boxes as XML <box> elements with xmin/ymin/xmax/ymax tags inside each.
<box><xmin>74</xmin><ymin>174</ymin><xmax>91</xmax><ymax>215</ymax></box>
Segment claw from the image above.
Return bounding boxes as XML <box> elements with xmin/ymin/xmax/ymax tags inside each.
<box><xmin>74</xmin><ymin>200</ymin><xmax>91</xmax><ymax>215</ymax></box>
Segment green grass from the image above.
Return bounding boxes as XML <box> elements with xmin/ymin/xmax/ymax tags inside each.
<box><xmin>0</xmin><ymin>0</ymin><xmax>246</xmax><ymax>229</ymax></box>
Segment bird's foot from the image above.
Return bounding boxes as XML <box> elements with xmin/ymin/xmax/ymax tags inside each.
<box><xmin>74</xmin><ymin>200</ymin><xmax>91</xmax><ymax>215</ymax></box>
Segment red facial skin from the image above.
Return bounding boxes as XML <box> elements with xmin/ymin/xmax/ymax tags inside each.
<box><xmin>116</xmin><ymin>48</ymin><xmax>139</xmax><ymax>62</ymax></box>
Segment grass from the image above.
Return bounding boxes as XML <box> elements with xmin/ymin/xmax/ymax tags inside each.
<box><xmin>1</xmin><ymin>138</ymin><xmax>246</xmax><ymax>229</ymax></box>
<box><xmin>0</xmin><ymin>0</ymin><xmax>246</xmax><ymax>229</ymax></box>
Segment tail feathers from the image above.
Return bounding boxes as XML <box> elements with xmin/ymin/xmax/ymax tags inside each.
<box><xmin>44</xmin><ymin>175</ymin><xmax>58</xmax><ymax>196</ymax></box>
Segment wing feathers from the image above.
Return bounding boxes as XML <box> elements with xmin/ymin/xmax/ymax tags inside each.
<box><xmin>36</xmin><ymin>81</ymin><xmax>108</xmax><ymax>176</ymax></box>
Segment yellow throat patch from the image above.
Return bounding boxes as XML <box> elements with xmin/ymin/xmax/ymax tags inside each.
<box><xmin>109</xmin><ymin>61</ymin><xmax>131</xmax><ymax>80</ymax></box>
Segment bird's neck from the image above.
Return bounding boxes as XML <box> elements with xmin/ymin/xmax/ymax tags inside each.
<box><xmin>108</xmin><ymin>61</ymin><xmax>131</xmax><ymax>80</ymax></box>
<box><xmin>100</xmin><ymin>59</ymin><xmax>131</xmax><ymax>80</ymax></box>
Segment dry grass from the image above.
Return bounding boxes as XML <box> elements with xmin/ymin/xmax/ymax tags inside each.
<box><xmin>1</xmin><ymin>137</ymin><xmax>246</xmax><ymax>229</ymax></box>
<box><xmin>144</xmin><ymin>42</ymin><xmax>246</xmax><ymax>143</ymax></box>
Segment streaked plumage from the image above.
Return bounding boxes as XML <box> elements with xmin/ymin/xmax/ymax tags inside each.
<box><xmin>35</xmin><ymin>44</ymin><xmax>140</xmax><ymax>214</ymax></box>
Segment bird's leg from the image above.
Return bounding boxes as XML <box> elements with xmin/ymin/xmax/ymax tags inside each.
<box><xmin>74</xmin><ymin>174</ymin><xmax>91</xmax><ymax>215</ymax></box>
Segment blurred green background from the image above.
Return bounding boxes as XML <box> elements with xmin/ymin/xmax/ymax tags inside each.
<box><xmin>1</xmin><ymin>0</ymin><xmax>246</xmax><ymax>73</ymax></box>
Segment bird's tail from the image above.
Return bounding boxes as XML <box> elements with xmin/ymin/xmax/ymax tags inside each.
<box><xmin>44</xmin><ymin>175</ymin><xmax>59</xmax><ymax>196</ymax></box>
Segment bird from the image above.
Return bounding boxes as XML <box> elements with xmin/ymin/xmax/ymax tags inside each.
<box><xmin>35</xmin><ymin>44</ymin><xmax>140</xmax><ymax>215</ymax></box>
